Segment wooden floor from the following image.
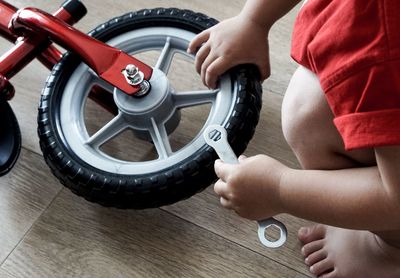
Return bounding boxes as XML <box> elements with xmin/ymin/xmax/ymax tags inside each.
<box><xmin>0</xmin><ymin>1</ymin><xmax>314</xmax><ymax>277</ymax></box>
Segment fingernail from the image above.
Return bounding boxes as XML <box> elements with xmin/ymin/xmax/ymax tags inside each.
<box><xmin>310</xmin><ymin>266</ymin><xmax>315</xmax><ymax>274</ymax></box>
<box><xmin>238</xmin><ymin>155</ymin><xmax>247</xmax><ymax>161</ymax></box>
<box><xmin>299</xmin><ymin>227</ymin><xmax>309</xmax><ymax>237</ymax></box>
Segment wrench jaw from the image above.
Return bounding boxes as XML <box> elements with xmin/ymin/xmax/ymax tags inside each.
<box><xmin>203</xmin><ymin>125</ymin><xmax>226</xmax><ymax>147</ymax></box>
<box><xmin>203</xmin><ymin>125</ymin><xmax>239</xmax><ymax>165</ymax></box>
<box><xmin>257</xmin><ymin>218</ymin><xmax>288</xmax><ymax>249</ymax></box>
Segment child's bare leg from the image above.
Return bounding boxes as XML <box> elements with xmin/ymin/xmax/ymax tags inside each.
<box><xmin>282</xmin><ymin>66</ymin><xmax>400</xmax><ymax>277</ymax></box>
<box><xmin>282</xmin><ymin>67</ymin><xmax>375</xmax><ymax>169</ymax></box>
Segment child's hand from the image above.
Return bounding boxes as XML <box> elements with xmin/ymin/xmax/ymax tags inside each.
<box><xmin>187</xmin><ymin>15</ymin><xmax>270</xmax><ymax>89</ymax></box>
<box><xmin>213</xmin><ymin>154</ymin><xmax>287</xmax><ymax>221</ymax></box>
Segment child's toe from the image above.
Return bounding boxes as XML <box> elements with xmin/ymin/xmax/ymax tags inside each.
<box><xmin>298</xmin><ymin>224</ymin><xmax>327</xmax><ymax>244</ymax></box>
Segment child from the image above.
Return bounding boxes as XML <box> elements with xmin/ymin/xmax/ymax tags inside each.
<box><xmin>188</xmin><ymin>0</ymin><xmax>400</xmax><ymax>277</ymax></box>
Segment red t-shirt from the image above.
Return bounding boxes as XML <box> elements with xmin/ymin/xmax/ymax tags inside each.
<box><xmin>291</xmin><ymin>0</ymin><xmax>400</xmax><ymax>150</ymax></box>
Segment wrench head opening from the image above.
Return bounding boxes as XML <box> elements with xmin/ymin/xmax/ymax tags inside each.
<box><xmin>207</xmin><ymin>129</ymin><xmax>222</xmax><ymax>142</ymax></box>
<box><xmin>203</xmin><ymin>124</ymin><xmax>228</xmax><ymax>147</ymax></box>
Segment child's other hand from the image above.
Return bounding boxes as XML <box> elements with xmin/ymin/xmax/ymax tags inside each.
<box><xmin>213</xmin><ymin>154</ymin><xmax>286</xmax><ymax>221</ymax></box>
<box><xmin>187</xmin><ymin>15</ymin><xmax>270</xmax><ymax>89</ymax></box>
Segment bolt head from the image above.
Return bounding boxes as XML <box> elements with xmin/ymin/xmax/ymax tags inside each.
<box><xmin>125</xmin><ymin>64</ymin><xmax>138</xmax><ymax>76</ymax></box>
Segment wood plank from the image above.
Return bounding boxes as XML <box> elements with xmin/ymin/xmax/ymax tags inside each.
<box><xmin>165</xmin><ymin>189</ymin><xmax>312</xmax><ymax>277</ymax></box>
<box><xmin>247</xmin><ymin>91</ymin><xmax>300</xmax><ymax>168</ymax></box>
<box><xmin>1</xmin><ymin>1</ymin><xmax>60</xmax><ymax>153</ymax></box>
<box><xmin>1</xmin><ymin>1</ymin><xmax>312</xmax><ymax>277</ymax></box>
<box><xmin>0</xmin><ymin>268</ymin><xmax>16</xmax><ymax>278</ymax></box>
<box><xmin>265</xmin><ymin>6</ymin><xmax>300</xmax><ymax>96</ymax></box>
<box><xmin>0</xmin><ymin>149</ymin><xmax>62</xmax><ymax>264</ymax></box>
<box><xmin>2</xmin><ymin>190</ymin><xmax>308</xmax><ymax>278</ymax></box>
<box><xmin>163</xmin><ymin>91</ymin><xmax>313</xmax><ymax>276</ymax></box>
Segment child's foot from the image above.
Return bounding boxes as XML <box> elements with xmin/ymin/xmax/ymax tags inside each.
<box><xmin>298</xmin><ymin>224</ymin><xmax>400</xmax><ymax>278</ymax></box>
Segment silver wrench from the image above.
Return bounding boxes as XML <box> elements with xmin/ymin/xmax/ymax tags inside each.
<box><xmin>203</xmin><ymin>124</ymin><xmax>287</xmax><ymax>248</ymax></box>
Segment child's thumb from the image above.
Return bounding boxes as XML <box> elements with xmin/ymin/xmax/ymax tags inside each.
<box><xmin>214</xmin><ymin>159</ymin><xmax>237</xmax><ymax>179</ymax></box>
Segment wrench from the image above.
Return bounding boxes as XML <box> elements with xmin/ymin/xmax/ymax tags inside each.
<box><xmin>203</xmin><ymin>124</ymin><xmax>287</xmax><ymax>248</ymax></box>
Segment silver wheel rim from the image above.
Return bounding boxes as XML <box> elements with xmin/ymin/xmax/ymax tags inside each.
<box><xmin>59</xmin><ymin>26</ymin><xmax>236</xmax><ymax>175</ymax></box>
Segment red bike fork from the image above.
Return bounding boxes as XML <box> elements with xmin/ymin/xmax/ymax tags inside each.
<box><xmin>0</xmin><ymin>1</ymin><xmax>152</xmax><ymax>110</ymax></box>
<box><xmin>11</xmin><ymin>7</ymin><xmax>153</xmax><ymax>95</ymax></box>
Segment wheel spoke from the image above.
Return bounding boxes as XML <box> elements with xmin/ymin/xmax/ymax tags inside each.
<box><xmin>155</xmin><ymin>37</ymin><xmax>174</xmax><ymax>74</ymax></box>
<box><xmin>172</xmin><ymin>89</ymin><xmax>219</xmax><ymax>109</ymax></box>
<box><xmin>89</xmin><ymin>69</ymin><xmax>115</xmax><ymax>93</ymax></box>
<box><xmin>148</xmin><ymin>117</ymin><xmax>173</xmax><ymax>159</ymax></box>
<box><xmin>85</xmin><ymin>113</ymin><xmax>126</xmax><ymax>148</ymax></box>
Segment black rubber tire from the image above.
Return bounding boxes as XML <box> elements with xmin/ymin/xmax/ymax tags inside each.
<box><xmin>37</xmin><ymin>8</ymin><xmax>263</xmax><ymax>209</ymax></box>
<box><xmin>0</xmin><ymin>97</ymin><xmax>21</xmax><ymax>176</ymax></box>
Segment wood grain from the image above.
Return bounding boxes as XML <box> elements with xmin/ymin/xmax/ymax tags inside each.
<box><xmin>2</xmin><ymin>190</ymin><xmax>308</xmax><ymax>278</ymax></box>
<box><xmin>0</xmin><ymin>268</ymin><xmax>16</xmax><ymax>278</ymax></box>
<box><xmin>0</xmin><ymin>149</ymin><xmax>62</xmax><ymax>263</ymax></box>
<box><xmin>157</xmin><ymin>74</ymin><xmax>308</xmax><ymax>275</ymax></box>
<box><xmin>162</xmin><ymin>91</ymin><xmax>313</xmax><ymax>276</ymax></box>
<box><xmin>0</xmin><ymin>1</ymin><xmax>313</xmax><ymax>277</ymax></box>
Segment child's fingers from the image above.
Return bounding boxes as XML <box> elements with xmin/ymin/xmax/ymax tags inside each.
<box><xmin>187</xmin><ymin>30</ymin><xmax>210</xmax><ymax>53</ymax></box>
<box><xmin>194</xmin><ymin>42</ymin><xmax>211</xmax><ymax>74</ymax></box>
<box><xmin>255</xmin><ymin>59</ymin><xmax>271</xmax><ymax>81</ymax></box>
<box><xmin>205</xmin><ymin>56</ymin><xmax>233</xmax><ymax>89</ymax></box>
<box><xmin>214</xmin><ymin>159</ymin><xmax>237</xmax><ymax>181</ymax></box>
<box><xmin>219</xmin><ymin>196</ymin><xmax>234</xmax><ymax>209</ymax></box>
<box><xmin>214</xmin><ymin>159</ymin><xmax>225</xmax><ymax>178</ymax></box>
<box><xmin>214</xmin><ymin>179</ymin><xmax>230</xmax><ymax>200</ymax></box>
<box><xmin>214</xmin><ymin>179</ymin><xmax>234</xmax><ymax>210</ymax></box>
<box><xmin>201</xmin><ymin>51</ymin><xmax>218</xmax><ymax>88</ymax></box>
<box><xmin>214</xmin><ymin>159</ymin><xmax>224</xmax><ymax>179</ymax></box>
<box><xmin>238</xmin><ymin>155</ymin><xmax>247</xmax><ymax>162</ymax></box>
<box><xmin>259</xmin><ymin>66</ymin><xmax>271</xmax><ymax>82</ymax></box>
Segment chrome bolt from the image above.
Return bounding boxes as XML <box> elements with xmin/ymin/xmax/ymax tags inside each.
<box><xmin>122</xmin><ymin>64</ymin><xmax>144</xmax><ymax>86</ymax></box>
<box><xmin>122</xmin><ymin>64</ymin><xmax>151</xmax><ymax>97</ymax></box>
<box><xmin>125</xmin><ymin>64</ymin><xmax>138</xmax><ymax>76</ymax></box>
<box><xmin>135</xmin><ymin>80</ymin><xmax>151</xmax><ymax>97</ymax></box>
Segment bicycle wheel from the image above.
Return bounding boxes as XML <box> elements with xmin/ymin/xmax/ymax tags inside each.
<box><xmin>38</xmin><ymin>8</ymin><xmax>262</xmax><ymax>208</ymax></box>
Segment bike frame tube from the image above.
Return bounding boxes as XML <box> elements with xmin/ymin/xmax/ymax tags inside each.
<box><xmin>0</xmin><ymin>1</ymin><xmax>124</xmax><ymax>113</ymax></box>
<box><xmin>0</xmin><ymin>0</ymin><xmax>64</xmax><ymax>99</ymax></box>
<box><xmin>0</xmin><ymin>1</ymin><xmax>69</xmax><ymax>76</ymax></box>
<box><xmin>0</xmin><ymin>1</ymin><xmax>18</xmax><ymax>41</ymax></box>
<box><xmin>12</xmin><ymin>7</ymin><xmax>153</xmax><ymax>96</ymax></box>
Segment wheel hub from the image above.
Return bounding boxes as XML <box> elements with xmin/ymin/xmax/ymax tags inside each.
<box><xmin>113</xmin><ymin>68</ymin><xmax>180</xmax><ymax>135</ymax></box>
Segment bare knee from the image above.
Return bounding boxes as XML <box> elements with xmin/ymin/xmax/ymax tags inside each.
<box><xmin>282</xmin><ymin>67</ymin><xmax>374</xmax><ymax>170</ymax></box>
<box><xmin>282</xmin><ymin>92</ymin><xmax>337</xmax><ymax>169</ymax></box>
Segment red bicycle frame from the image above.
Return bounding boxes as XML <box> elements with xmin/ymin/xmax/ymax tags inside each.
<box><xmin>0</xmin><ymin>0</ymin><xmax>153</xmax><ymax>105</ymax></box>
